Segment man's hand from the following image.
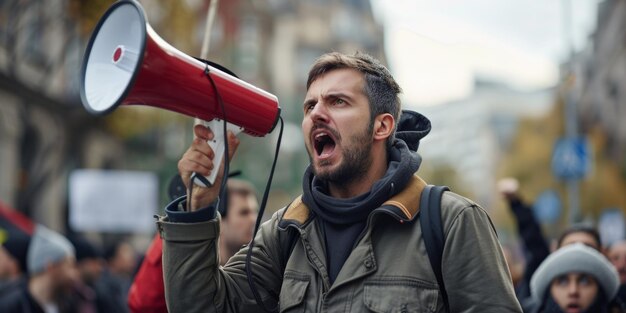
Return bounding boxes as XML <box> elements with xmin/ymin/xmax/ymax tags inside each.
<box><xmin>178</xmin><ymin>124</ymin><xmax>240</xmax><ymax>211</ymax></box>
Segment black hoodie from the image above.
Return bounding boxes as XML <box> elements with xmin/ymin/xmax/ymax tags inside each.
<box><xmin>301</xmin><ymin>110</ymin><xmax>431</xmax><ymax>284</ymax></box>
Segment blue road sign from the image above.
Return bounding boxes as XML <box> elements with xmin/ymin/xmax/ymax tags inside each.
<box><xmin>533</xmin><ymin>190</ymin><xmax>561</xmax><ymax>224</ymax></box>
<box><xmin>552</xmin><ymin>137</ymin><xmax>590</xmax><ymax>180</ymax></box>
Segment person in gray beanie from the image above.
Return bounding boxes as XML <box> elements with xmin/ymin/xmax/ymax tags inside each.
<box><xmin>0</xmin><ymin>224</ymin><xmax>79</xmax><ymax>313</ymax></box>
<box><xmin>27</xmin><ymin>225</ymin><xmax>76</xmax><ymax>276</ymax></box>
<box><xmin>530</xmin><ymin>243</ymin><xmax>623</xmax><ymax>313</ymax></box>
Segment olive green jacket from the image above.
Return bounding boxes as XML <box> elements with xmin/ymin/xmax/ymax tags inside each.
<box><xmin>157</xmin><ymin>176</ymin><xmax>522</xmax><ymax>312</ymax></box>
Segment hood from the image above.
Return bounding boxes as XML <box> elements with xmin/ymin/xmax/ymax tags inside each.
<box><xmin>395</xmin><ymin>110</ymin><xmax>431</xmax><ymax>152</ymax></box>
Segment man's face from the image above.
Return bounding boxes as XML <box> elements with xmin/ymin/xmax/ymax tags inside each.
<box><xmin>111</xmin><ymin>242</ymin><xmax>137</xmax><ymax>276</ymax></box>
<box><xmin>608</xmin><ymin>242</ymin><xmax>626</xmax><ymax>284</ymax></box>
<box><xmin>221</xmin><ymin>194</ymin><xmax>258</xmax><ymax>249</ymax></box>
<box><xmin>78</xmin><ymin>258</ymin><xmax>104</xmax><ymax>285</ymax></box>
<box><xmin>50</xmin><ymin>256</ymin><xmax>79</xmax><ymax>297</ymax></box>
<box><xmin>550</xmin><ymin>273</ymin><xmax>598</xmax><ymax>313</ymax></box>
<box><xmin>302</xmin><ymin>68</ymin><xmax>374</xmax><ymax>184</ymax></box>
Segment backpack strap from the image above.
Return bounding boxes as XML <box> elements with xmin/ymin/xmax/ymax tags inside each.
<box><xmin>420</xmin><ymin>185</ymin><xmax>450</xmax><ymax>311</ymax></box>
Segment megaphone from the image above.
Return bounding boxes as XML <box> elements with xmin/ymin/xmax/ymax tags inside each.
<box><xmin>80</xmin><ymin>0</ymin><xmax>280</xmax><ymax>185</ymax></box>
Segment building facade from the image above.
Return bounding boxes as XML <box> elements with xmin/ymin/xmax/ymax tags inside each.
<box><xmin>577</xmin><ymin>0</ymin><xmax>626</xmax><ymax>170</ymax></box>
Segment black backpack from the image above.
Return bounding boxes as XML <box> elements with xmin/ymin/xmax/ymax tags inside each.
<box><xmin>419</xmin><ymin>185</ymin><xmax>451</xmax><ymax>312</ymax></box>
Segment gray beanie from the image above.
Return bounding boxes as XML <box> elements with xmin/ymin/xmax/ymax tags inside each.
<box><xmin>27</xmin><ymin>225</ymin><xmax>75</xmax><ymax>275</ymax></box>
<box><xmin>530</xmin><ymin>243</ymin><xmax>619</xmax><ymax>303</ymax></box>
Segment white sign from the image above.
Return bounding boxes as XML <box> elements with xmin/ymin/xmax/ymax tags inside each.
<box><xmin>69</xmin><ymin>170</ymin><xmax>158</xmax><ymax>233</ymax></box>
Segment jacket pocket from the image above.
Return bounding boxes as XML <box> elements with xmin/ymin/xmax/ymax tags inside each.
<box><xmin>279</xmin><ymin>272</ymin><xmax>310</xmax><ymax>312</ymax></box>
<box><xmin>363</xmin><ymin>278</ymin><xmax>439</xmax><ymax>313</ymax></box>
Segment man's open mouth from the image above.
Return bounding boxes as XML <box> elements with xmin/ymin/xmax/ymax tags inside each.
<box><xmin>313</xmin><ymin>131</ymin><xmax>336</xmax><ymax>157</ymax></box>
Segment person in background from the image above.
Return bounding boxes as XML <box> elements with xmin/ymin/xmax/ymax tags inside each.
<box><xmin>499</xmin><ymin>177</ymin><xmax>551</xmax><ymax>310</ymax></box>
<box><xmin>0</xmin><ymin>200</ymin><xmax>35</xmax><ymax>294</ymax></box>
<box><xmin>0</xmin><ymin>224</ymin><xmax>79</xmax><ymax>313</ymax></box>
<box><xmin>0</xmin><ymin>245</ymin><xmax>22</xmax><ymax>285</ymax></box>
<box><xmin>66</xmin><ymin>235</ymin><xmax>105</xmax><ymax>313</ymax></box>
<box><xmin>556</xmin><ymin>224</ymin><xmax>603</xmax><ymax>251</ymax></box>
<box><xmin>531</xmin><ymin>243</ymin><xmax>622</xmax><ymax>313</ymax></box>
<box><xmin>95</xmin><ymin>240</ymin><xmax>137</xmax><ymax>313</ymax></box>
<box><xmin>0</xmin><ymin>223</ymin><xmax>32</xmax><ymax>293</ymax></box>
<box><xmin>216</xmin><ymin>178</ymin><xmax>259</xmax><ymax>264</ymax></box>
<box><xmin>127</xmin><ymin>175</ymin><xmax>258</xmax><ymax>313</ymax></box>
<box><xmin>499</xmin><ymin>178</ymin><xmax>609</xmax><ymax>312</ymax></box>
<box><xmin>608</xmin><ymin>240</ymin><xmax>626</xmax><ymax>305</ymax></box>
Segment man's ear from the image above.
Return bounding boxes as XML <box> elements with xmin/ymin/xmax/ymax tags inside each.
<box><xmin>372</xmin><ymin>113</ymin><xmax>395</xmax><ymax>142</ymax></box>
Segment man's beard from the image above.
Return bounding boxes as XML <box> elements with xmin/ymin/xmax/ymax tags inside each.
<box><xmin>310</xmin><ymin>123</ymin><xmax>374</xmax><ymax>185</ymax></box>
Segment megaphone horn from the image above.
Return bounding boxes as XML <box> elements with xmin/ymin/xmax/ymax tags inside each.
<box><xmin>80</xmin><ymin>0</ymin><xmax>281</xmax><ymax>137</ymax></box>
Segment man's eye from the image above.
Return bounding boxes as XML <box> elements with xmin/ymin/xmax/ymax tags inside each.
<box><xmin>335</xmin><ymin>98</ymin><xmax>345</xmax><ymax>104</ymax></box>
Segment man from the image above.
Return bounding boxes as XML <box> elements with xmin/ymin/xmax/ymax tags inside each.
<box><xmin>128</xmin><ymin>176</ymin><xmax>258</xmax><ymax>313</ymax></box>
<box><xmin>0</xmin><ymin>224</ymin><xmax>79</xmax><ymax>313</ymax></box>
<box><xmin>499</xmin><ymin>178</ymin><xmax>551</xmax><ymax>307</ymax></box>
<box><xmin>216</xmin><ymin>178</ymin><xmax>259</xmax><ymax>264</ymax></box>
<box><xmin>96</xmin><ymin>240</ymin><xmax>137</xmax><ymax>313</ymax></box>
<box><xmin>556</xmin><ymin>224</ymin><xmax>602</xmax><ymax>251</ymax></box>
<box><xmin>0</xmin><ymin>200</ymin><xmax>35</xmax><ymax>293</ymax></box>
<box><xmin>0</xmin><ymin>217</ymin><xmax>33</xmax><ymax>294</ymax></box>
<box><xmin>609</xmin><ymin>241</ymin><xmax>626</xmax><ymax>285</ymax></box>
<box><xmin>157</xmin><ymin>52</ymin><xmax>522</xmax><ymax>312</ymax></box>
<box><xmin>608</xmin><ymin>240</ymin><xmax>626</xmax><ymax>306</ymax></box>
<box><xmin>67</xmin><ymin>235</ymin><xmax>104</xmax><ymax>313</ymax></box>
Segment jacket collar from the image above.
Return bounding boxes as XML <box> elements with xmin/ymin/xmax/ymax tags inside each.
<box><xmin>278</xmin><ymin>175</ymin><xmax>427</xmax><ymax>229</ymax></box>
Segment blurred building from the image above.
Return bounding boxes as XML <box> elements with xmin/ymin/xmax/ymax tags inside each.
<box><xmin>575</xmin><ymin>0</ymin><xmax>626</xmax><ymax>172</ymax></box>
<box><xmin>0</xmin><ymin>0</ymin><xmax>387</xmax><ymax>229</ymax></box>
<box><xmin>0</xmin><ymin>0</ymin><xmax>125</xmax><ymax>231</ymax></box>
<box><xmin>416</xmin><ymin>79</ymin><xmax>554</xmax><ymax>208</ymax></box>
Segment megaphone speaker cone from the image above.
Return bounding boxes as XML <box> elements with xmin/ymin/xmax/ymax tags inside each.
<box><xmin>80</xmin><ymin>0</ymin><xmax>146</xmax><ymax>115</ymax></box>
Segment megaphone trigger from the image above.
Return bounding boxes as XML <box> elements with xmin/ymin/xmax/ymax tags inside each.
<box><xmin>193</xmin><ymin>119</ymin><xmax>243</xmax><ymax>187</ymax></box>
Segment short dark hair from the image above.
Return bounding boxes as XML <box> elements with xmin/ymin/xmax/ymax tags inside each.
<box><xmin>306</xmin><ymin>52</ymin><xmax>402</xmax><ymax>146</ymax></box>
<box><xmin>557</xmin><ymin>224</ymin><xmax>602</xmax><ymax>250</ymax></box>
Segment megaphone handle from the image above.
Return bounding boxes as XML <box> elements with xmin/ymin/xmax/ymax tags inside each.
<box><xmin>193</xmin><ymin>119</ymin><xmax>243</xmax><ymax>187</ymax></box>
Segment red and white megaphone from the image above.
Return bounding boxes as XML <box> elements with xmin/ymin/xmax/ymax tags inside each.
<box><xmin>80</xmin><ymin>0</ymin><xmax>280</xmax><ymax>185</ymax></box>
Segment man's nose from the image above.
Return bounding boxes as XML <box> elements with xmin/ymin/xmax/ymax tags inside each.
<box><xmin>309</xmin><ymin>102</ymin><xmax>329</xmax><ymax>123</ymax></box>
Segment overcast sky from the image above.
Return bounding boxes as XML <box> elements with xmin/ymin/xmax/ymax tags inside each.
<box><xmin>370</xmin><ymin>0</ymin><xmax>599</xmax><ymax>107</ymax></box>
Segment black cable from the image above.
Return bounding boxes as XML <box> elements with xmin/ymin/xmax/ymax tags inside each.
<box><xmin>204</xmin><ymin>66</ymin><xmax>231</xmax><ymax>212</ymax></box>
<box><xmin>194</xmin><ymin>63</ymin><xmax>284</xmax><ymax>311</ymax></box>
<box><xmin>186</xmin><ymin>65</ymin><xmax>230</xmax><ymax>212</ymax></box>
<box><xmin>245</xmin><ymin>116</ymin><xmax>283</xmax><ymax>312</ymax></box>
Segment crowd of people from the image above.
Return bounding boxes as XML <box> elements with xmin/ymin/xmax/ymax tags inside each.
<box><xmin>500</xmin><ymin>178</ymin><xmax>626</xmax><ymax>312</ymax></box>
<box><xmin>0</xmin><ymin>175</ymin><xmax>259</xmax><ymax>313</ymax></box>
<box><xmin>0</xmin><ymin>202</ymin><xmax>139</xmax><ymax>313</ymax></box>
<box><xmin>1</xmin><ymin>51</ymin><xmax>626</xmax><ymax>312</ymax></box>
